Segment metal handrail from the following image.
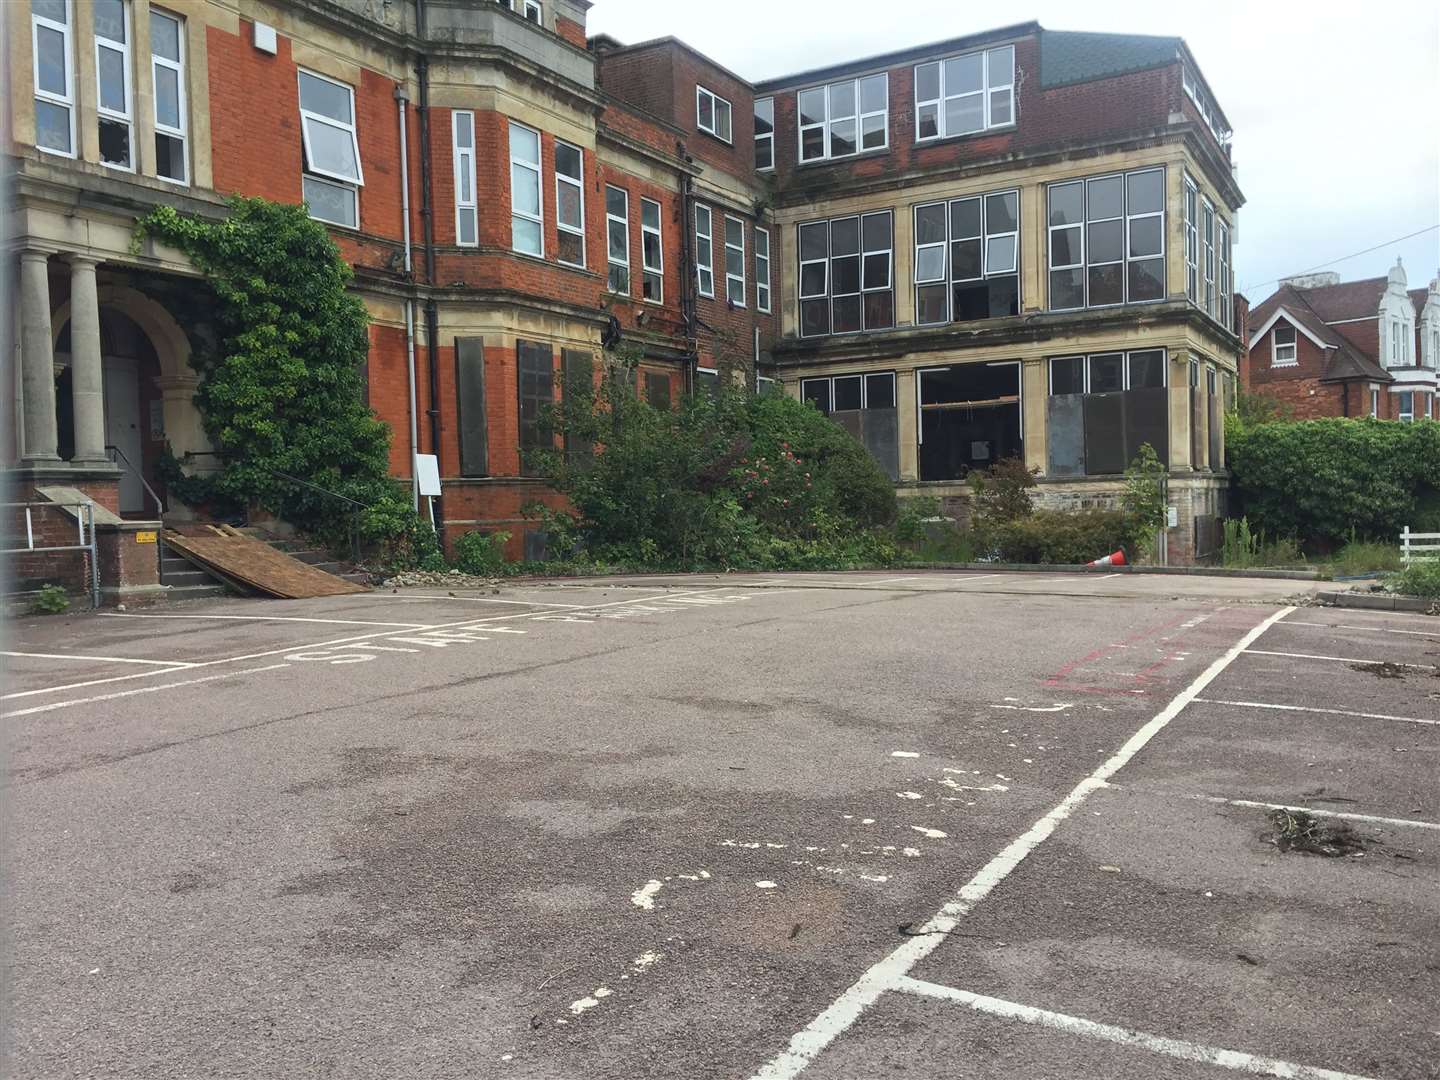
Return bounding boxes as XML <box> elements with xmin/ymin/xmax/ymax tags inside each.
<box><xmin>2</xmin><ymin>501</ymin><xmax>102</xmax><ymax>608</ymax></box>
<box><xmin>180</xmin><ymin>453</ymin><xmax>368</xmax><ymax>563</ymax></box>
<box><xmin>106</xmin><ymin>444</ymin><xmax>167</xmax><ymax>516</ymax></box>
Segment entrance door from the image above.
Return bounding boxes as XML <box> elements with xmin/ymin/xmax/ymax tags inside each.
<box><xmin>103</xmin><ymin>356</ymin><xmax>145</xmax><ymax>514</ymax></box>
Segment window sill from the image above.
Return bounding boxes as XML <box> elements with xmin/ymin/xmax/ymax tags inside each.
<box><xmin>795</xmin><ymin>146</ymin><xmax>891</xmax><ymax>170</ymax></box>
<box><xmin>915</xmin><ymin>123</ymin><xmax>1017</xmax><ymax>148</ymax></box>
<box><xmin>698</xmin><ymin>130</ymin><xmax>734</xmax><ymax>147</ymax></box>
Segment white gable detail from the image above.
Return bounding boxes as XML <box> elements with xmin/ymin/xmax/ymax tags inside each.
<box><xmin>1421</xmin><ymin>272</ymin><xmax>1440</xmax><ymax>371</ymax></box>
<box><xmin>1246</xmin><ymin>308</ymin><xmax>1330</xmax><ymax>352</ymax></box>
<box><xmin>1378</xmin><ymin>257</ymin><xmax>1415</xmax><ymax>369</ymax></box>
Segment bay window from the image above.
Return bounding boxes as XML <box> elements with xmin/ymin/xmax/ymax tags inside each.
<box><xmin>724</xmin><ymin>216</ymin><xmax>746</xmax><ymax>307</ymax></box>
<box><xmin>1183</xmin><ymin>176</ymin><xmax>1198</xmax><ymax>303</ymax></box>
<box><xmin>150</xmin><ymin>8</ymin><xmax>186</xmax><ymax>182</ymax></box>
<box><xmin>94</xmin><ymin>0</ymin><xmax>133</xmax><ymax>169</ymax></box>
<box><xmin>555</xmin><ymin>140</ymin><xmax>585</xmax><ymax>266</ymax></box>
<box><xmin>914</xmin><ymin>45</ymin><xmax>1013</xmax><ymax>141</ymax></box>
<box><xmin>797</xmin><ymin>73</ymin><xmax>887</xmax><ymax>163</ymax></box>
<box><xmin>299</xmin><ymin>70</ymin><xmax>363</xmax><ymax>228</ymax></box>
<box><xmin>798</xmin><ymin>211</ymin><xmax>894</xmax><ymax>337</ymax></box>
<box><xmin>509</xmin><ymin>121</ymin><xmax>542</xmax><ymax>256</ymax></box>
<box><xmin>695</xmin><ymin>204</ymin><xmax>714</xmax><ymax>298</ymax></box>
<box><xmin>1218</xmin><ymin>220</ymin><xmax>1232</xmax><ymax>331</ymax></box>
<box><xmin>453</xmin><ymin>111</ymin><xmax>477</xmax><ymax>246</ymax></box>
<box><xmin>32</xmin><ymin>0</ymin><xmax>75</xmax><ymax>156</ymax></box>
<box><xmin>1047</xmin><ymin>167</ymin><xmax>1165</xmax><ymax>311</ymax></box>
<box><xmin>1398</xmin><ymin>391</ymin><xmax>1414</xmax><ymax>423</ymax></box>
<box><xmin>914</xmin><ymin>189</ymin><xmax>1019</xmax><ymax>325</ymax></box>
<box><xmin>606</xmin><ymin>185</ymin><xmax>630</xmax><ymax>294</ymax></box>
<box><xmin>641</xmin><ymin>197</ymin><xmax>663</xmax><ymax>302</ymax></box>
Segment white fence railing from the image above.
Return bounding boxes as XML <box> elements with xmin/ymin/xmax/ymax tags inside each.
<box><xmin>2</xmin><ymin>501</ymin><xmax>101</xmax><ymax>608</ymax></box>
<box><xmin>1401</xmin><ymin>526</ymin><xmax>1440</xmax><ymax>566</ymax></box>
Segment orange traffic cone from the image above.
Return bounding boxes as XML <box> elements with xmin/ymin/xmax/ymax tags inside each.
<box><xmin>1086</xmin><ymin>549</ymin><xmax>1127</xmax><ymax>568</ymax></box>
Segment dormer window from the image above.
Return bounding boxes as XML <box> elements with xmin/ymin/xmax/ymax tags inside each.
<box><xmin>1272</xmin><ymin>325</ymin><xmax>1297</xmax><ymax>366</ymax></box>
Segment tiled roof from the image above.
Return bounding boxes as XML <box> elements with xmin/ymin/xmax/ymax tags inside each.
<box><xmin>1038</xmin><ymin>30</ymin><xmax>1181</xmax><ymax>89</ymax></box>
<box><xmin>1262</xmin><ymin>276</ymin><xmax>1428</xmax><ymax>324</ymax></box>
<box><xmin>1321</xmin><ymin>343</ymin><xmax>1391</xmax><ymax>384</ymax></box>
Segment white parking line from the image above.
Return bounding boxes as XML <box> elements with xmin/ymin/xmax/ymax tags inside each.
<box><xmin>748</xmin><ymin>606</ymin><xmax>1295</xmax><ymax>1080</ymax></box>
<box><xmin>4</xmin><ymin>665</ymin><xmax>293</xmax><ymax>718</ymax></box>
<box><xmin>1193</xmin><ymin>698</ymin><xmax>1438</xmax><ymax>727</ymax></box>
<box><xmin>2</xmin><ymin>588</ymin><xmax>739</xmax><ymax>708</ymax></box>
<box><xmin>1192</xmin><ymin>795</ymin><xmax>1440</xmax><ymax>832</ymax></box>
<box><xmin>1</xmin><ymin>650</ymin><xmax>198</xmax><ymax>668</ymax></box>
<box><xmin>98</xmin><ymin>612</ymin><xmax>429</xmax><ymax>628</ymax></box>
<box><xmin>1243</xmin><ymin>649</ymin><xmax>1433</xmax><ymax>667</ymax></box>
<box><xmin>359</xmin><ymin>594</ymin><xmax>583</xmax><ymax>608</ymax></box>
<box><xmin>1280</xmin><ymin>619</ymin><xmax>1439</xmax><ymax>637</ymax></box>
<box><xmin>892</xmin><ymin>977</ymin><xmax>1379</xmax><ymax>1080</ymax></box>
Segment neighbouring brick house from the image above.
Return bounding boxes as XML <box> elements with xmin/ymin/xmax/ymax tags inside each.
<box><xmin>5</xmin><ymin>3</ymin><xmax>1243</xmax><ymax>600</ymax></box>
<box><xmin>1243</xmin><ymin>261</ymin><xmax>1440</xmax><ymax>422</ymax></box>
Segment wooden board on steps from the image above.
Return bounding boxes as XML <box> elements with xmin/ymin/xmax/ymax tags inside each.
<box><xmin>163</xmin><ymin>526</ymin><xmax>368</xmax><ymax>599</ymax></box>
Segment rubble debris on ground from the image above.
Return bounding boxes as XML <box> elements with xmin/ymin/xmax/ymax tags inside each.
<box><xmin>380</xmin><ymin>569</ymin><xmax>504</xmax><ymax>589</ymax></box>
<box><xmin>1268</xmin><ymin>808</ymin><xmax>1367</xmax><ymax>857</ymax></box>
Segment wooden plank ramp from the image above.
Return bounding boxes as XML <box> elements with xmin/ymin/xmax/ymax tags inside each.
<box><xmin>164</xmin><ymin>525</ymin><xmax>368</xmax><ymax>599</ymax></box>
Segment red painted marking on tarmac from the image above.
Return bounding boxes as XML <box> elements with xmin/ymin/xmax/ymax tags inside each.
<box><xmin>1042</xmin><ymin>611</ymin><xmax>1197</xmax><ymax>695</ymax></box>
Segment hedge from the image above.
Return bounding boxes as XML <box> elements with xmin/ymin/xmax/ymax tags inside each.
<box><xmin>1227</xmin><ymin>418</ymin><xmax>1440</xmax><ymax>546</ymax></box>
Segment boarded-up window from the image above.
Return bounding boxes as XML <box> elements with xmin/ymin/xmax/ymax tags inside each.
<box><xmin>517</xmin><ymin>340</ymin><xmax>554</xmax><ymax>475</ymax></box>
<box><xmin>456</xmin><ymin>337</ymin><xmax>488</xmax><ymax>477</ymax></box>
<box><xmin>800</xmin><ymin>371</ymin><xmax>900</xmax><ymax>480</ymax></box>
<box><xmin>562</xmin><ymin>348</ymin><xmax>593</xmax><ymax>469</ymax></box>
<box><xmin>646</xmin><ymin>371</ymin><xmax>671</xmax><ymax>410</ymax></box>
<box><xmin>1047</xmin><ymin>351</ymin><xmax>1169</xmax><ymax>476</ymax></box>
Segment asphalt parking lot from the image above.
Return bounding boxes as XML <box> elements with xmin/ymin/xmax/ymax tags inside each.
<box><xmin>3</xmin><ymin>570</ymin><xmax>1436</xmax><ymax>1080</ymax></box>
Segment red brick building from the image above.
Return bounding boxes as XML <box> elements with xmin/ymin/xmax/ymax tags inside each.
<box><xmin>5</xmin><ymin>3</ymin><xmax>1245</xmax><ymax>599</ymax></box>
<box><xmin>1244</xmin><ymin>262</ymin><xmax>1440</xmax><ymax>421</ymax></box>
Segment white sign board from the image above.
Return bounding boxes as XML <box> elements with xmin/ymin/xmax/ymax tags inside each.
<box><xmin>1166</xmin><ymin>505</ymin><xmax>1179</xmax><ymax>528</ymax></box>
<box><xmin>415</xmin><ymin>454</ymin><xmax>442</xmax><ymax>497</ymax></box>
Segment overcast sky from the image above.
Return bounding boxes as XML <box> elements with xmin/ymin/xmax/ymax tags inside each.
<box><xmin>589</xmin><ymin>0</ymin><xmax>1440</xmax><ymax>301</ymax></box>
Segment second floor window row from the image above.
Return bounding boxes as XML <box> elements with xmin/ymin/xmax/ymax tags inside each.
<box><xmin>799</xmin><ymin>211</ymin><xmax>894</xmax><ymax>338</ymax></box>
<box><xmin>798</xmin><ymin>74</ymin><xmax>888</xmax><ymax>163</ymax></box>
<box><xmin>1047</xmin><ymin>167</ymin><xmax>1164</xmax><ymax>312</ymax></box>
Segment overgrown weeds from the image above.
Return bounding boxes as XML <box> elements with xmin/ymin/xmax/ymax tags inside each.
<box><xmin>1269</xmin><ymin>809</ymin><xmax>1366</xmax><ymax>857</ymax></box>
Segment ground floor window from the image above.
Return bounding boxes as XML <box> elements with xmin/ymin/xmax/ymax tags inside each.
<box><xmin>801</xmin><ymin>371</ymin><xmax>899</xmax><ymax>480</ymax></box>
<box><xmin>1397</xmin><ymin>390</ymin><xmax>1414</xmax><ymax>422</ymax></box>
<box><xmin>1046</xmin><ymin>349</ymin><xmax>1169</xmax><ymax>477</ymax></box>
<box><xmin>917</xmin><ymin>363</ymin><xmax>1021</xmax><ymax>481</ymax></box>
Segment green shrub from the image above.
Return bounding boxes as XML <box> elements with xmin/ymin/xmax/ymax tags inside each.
<box><xmin>895</xmin><ymin>495</ymin><xmax>943</xmax><ymax>543</ymax></box>
<box><xmin>1328</xmin><ymin>539</ymin><xmax>1402</xmax><ymax>576</ymax></box>
<box><xmin>29</xmin><ymin>584</ymin><xmax>70</xmax><ymax>615</ymax></box>
<box><xmin>1228</xmin><ymin>419</ymin><xmax>1440</xmax><ymax>546</ymax></box>
<box><xmin>968</xmin><ymin>457</ymin><xmax>1036</xmax><ymax>529</ymax></box>
<box><xmin>990</xmin><ymin>508</ymin><xmax>1139</xmax><ymax>565</ymax></box>
<box><xmin>1219</xmin><ymin>517</ymin><xmax>1305</xmax><ymax>569</ymax></box>
<box><xmin>1386</xmin><ymin>558</ymin><xmax>1440</xmax><ymax>599</ymax></box>
<box><xmin>535</xmin><ymin>347</ymin><xmax>896</xmax><ymax>570</ymax></box>
<box><xmin>455</xmin><ymin>530</ymin><xmax>511</xmax><ymax>577</ymax></box>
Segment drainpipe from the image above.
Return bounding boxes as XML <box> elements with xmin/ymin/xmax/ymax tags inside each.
<box><xmin>396</xmin><ymin>85</ymin><xmax>420</xmax><ymax>512</ymax></box>
<box><xmin>678</xmin><ymin>156</ymin><xmax>698</xmax><ymax>396</ymax></box>
<box><xmin>415</xmin><ymin>3</ymin><xmax>444</xmax><ymax>534</ymax></box>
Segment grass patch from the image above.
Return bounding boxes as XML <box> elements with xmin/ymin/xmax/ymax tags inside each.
<box><xmin>1385</xmin><ymin>557</ymin><xmax>1440</xmax><ymax>599</ymax></box>
<box><xmin>1326</xmin><ymin>540</ymin><xmax>1402</xmax><ymax>576</ymax></box>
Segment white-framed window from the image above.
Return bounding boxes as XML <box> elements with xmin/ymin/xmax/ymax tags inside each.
<box><xmin>1181</xmin><ymin>63</ymin><xmax>1231</xmax><ymax>145</ymax></box>
<box><xmin>1183</xmin><ymin>176</ymin><xmax>1198</xmax><ymax>304</ymax></box>
<box><xmin>32</xmin><ymin>0</ymin><xmax>76</xmax><ymax>157</ymax></box>
<box><xmin>724</xmin><ymin>215</ymin><xmax>746</xmax><ymax>307</ymax></box>
<box><xmin>1390</xmin><ymin>319</ymin><xmax>1404</xmax><ymax>365</ymax></box>
<box><xmin>509</xmin><ymin>121</ymin><xmax>542</xmax><ymax>256</ymax></box>
<box><xmin>914</xmin><ymin>189</ymin><xmax>1020</xmax><ymax>325</ymax></box>
<box><xmin>1271</xmin><ymin>324</ymin><xmax>1297</xmax><ymax>366</ymax></box>
<box><xmin>695</xmin><ymin>204</ymin><xmax>714</xmax><ymax>298</ymax></box>
<box><xmin>1048</xmin><ymin>350</ymin><xmax>1166</xmax><ymax>395</ymax></box>
<box><xmin>1201</xmin><ymin>197</ymin><xmax>1216</xmax><ymax>317</ymax></box>
<box><xmin>801</xmin><ymin>371</ymin><xmax>896</xmax><ymax>415</ymax></box>
<box><xmin>914</xmin><ymin>45</ymin><xmax>1014</xmax><ymax>141</ymax></box>
<box><xmin>1370</xmin><ymin>386</ymin><xmax>1380</xmax><ymax>418</ymax></box>
<box><xmin>1218</xmin><ymin>220</ymin><xmax>1232</xmax><ymax>331</ymax></box>
<box><xmin>298</xmin><ymin>69</ymin><xmax>363</xmax><ymax>228</ymax></box>
<box><xmin>754</xmin><ymin>97</ymin><xmax>774</xmax><ymax>171</ymax></box>
<box><xmin>1047</xmin><ymin>167</ymin><xmax>1165</xmax><ymax>311</ymax></box>
<box><xmin>797</xmin><ymin>73</ymin><xmax>887</xmax><ymax>163</ymax></box>
<box><xmin>505</xmin><ymin>0</ymin><xmax>542</xmax><ymax>23</ymax></box>
<box><xmin>798</xmin><ymin>210</ymin><xmax>894</xmax><ymax>337</ymax></box>
<box><xmin>696</xmin><ymin>85</ymin><xmax>732</xmax><ymax>143</ymax></box>
<box><xmin>754</xmin><ymin>226</ymin><xmax>771</xmax><ymax>313</ymax></box>
<box><xmin>149</xmin><ymin>7</ymin><xmax>186</xmax><ymax>183</ymax></box>
<box><xmin>555</xmin><ymin>140</ymin><xmax>584</xmax><ymax>267</ymax></box>
<box><xmin>94</xmin><ymin>0</ymin><xmax>134</xmax><ymax>169</ymax></box>
<box><xmin>606</xmin><ymin>185</ymin><xmax>630</xmax><ymax>294</ymax></box>
<box><xmin>452</xmin><ymin>110</ymin><xmax>477</xmax><ymax>246</ymax></box>
<box><xmin>640</xmin><ymin>197</ymin><xmax>663</xmax><ymax>303</ymax></box>
<box><xmin>1398</xmin><ymin>390</ymin><xmax>1414</xmax><ymax>422</ymax></box>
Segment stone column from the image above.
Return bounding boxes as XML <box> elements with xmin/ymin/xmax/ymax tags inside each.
<box><xmin>18</xmin><ymin>249</ymin><xmax>60</xmax><ymax>462</ymax></box>
<box><xmin>68</xmin><ymin>255</ymin><xmax>108</xmax><ymax>465</ymax></box>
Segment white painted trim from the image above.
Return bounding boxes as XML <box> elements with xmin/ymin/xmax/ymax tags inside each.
<box><xmin>1191</xmin><ymin>795</ymin><xmax>1440</xmax><ymax>832</ymax></box>
<box><xmin>747</xmin><ymin>608</ymin><xmax>1295</xmax><ymax>1080</ymax></box>
<box><xmin>893</xmin><ymin>977</ymin><xmax>1380</xmax><ymax>1080</ymax></box>
<box><xmin>1247</xmin><ymin>307</ymin><xmax>1330</xmax><ymax>352</ymax></box>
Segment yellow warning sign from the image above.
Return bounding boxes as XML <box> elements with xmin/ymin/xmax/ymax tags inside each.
<box><xmin>135</xmin><ymin>531</ymin><xmax>158</xmax><ymax>544</ymax></box>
